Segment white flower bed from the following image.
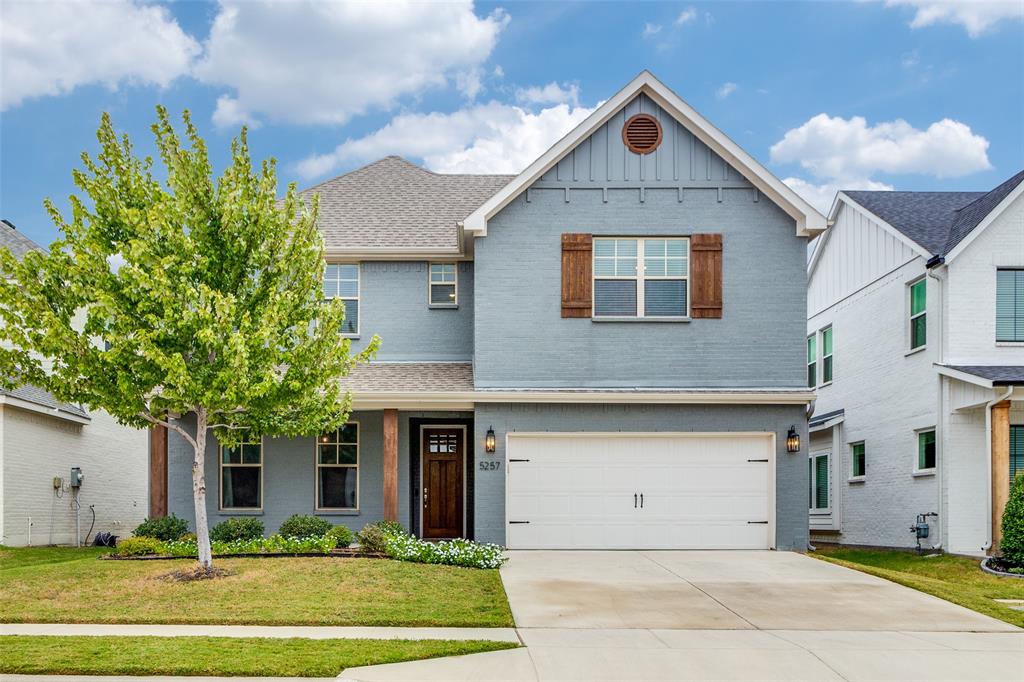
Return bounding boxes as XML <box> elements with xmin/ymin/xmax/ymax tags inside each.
<box><xmin>382</xmin><ymin>530</ymin><xmax>506</xmax><ymax>569</ymax></box>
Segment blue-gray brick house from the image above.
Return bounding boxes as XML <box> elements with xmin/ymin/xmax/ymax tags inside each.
<box><xmin>159</xmin><ymin>72</ymin><xmax>826</xmax><ymax>550</ymax></box>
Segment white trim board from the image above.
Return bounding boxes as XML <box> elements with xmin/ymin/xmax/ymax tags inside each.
<box><xmin>944</xmin><ymin>179</ymin><xmax>1024</xmax><ymax>263</ymax></box>
<box><xmin>462</xmin><ymin>71</ymin><xmax>826</xmax><ymax>239</ymax></box>
<box><xmin>0</xmin><ymin>395</ymin><xmax>90</xmax><ymax>425</ymax></box>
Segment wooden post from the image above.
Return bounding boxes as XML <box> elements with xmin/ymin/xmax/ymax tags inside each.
<box><xmin>383</xmin><ymin>409</ymin><xmax>398</xmax><ymax>522</ymax></box>
<box><xmin>992</xmin><ymin>400</ymin><xmax>1011</xmax><ymax>554</ymax></box>
<box><xmin>149</xmin><ymin>424</ymin><xmax>168</xmax><ymax>518</ymax></box>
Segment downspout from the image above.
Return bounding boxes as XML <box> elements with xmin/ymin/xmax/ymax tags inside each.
<box><xmin>983</xmin><ymin>384</ymin><xmax>1015</xmax><ymax>553</ymax></box>
<box><xmin>927</xmin><ymin>260</ymin><xmax>945</xmax><ymax>550</ymax></box>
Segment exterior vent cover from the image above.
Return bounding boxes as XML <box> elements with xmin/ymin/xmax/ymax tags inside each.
<box><xmin>622</xmin><ymin>114</ymin><xmax>662</xmax><ymax>155</ymax></box>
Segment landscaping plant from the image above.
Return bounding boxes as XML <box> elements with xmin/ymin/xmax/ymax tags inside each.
<box><xmin>210</xmin><ymin>518</ymin><xmax>264</xmax><ymax>543</ymax></box>
<box><xmin>133</xmin><ymin>515</ymin><xmax>189</xmax><ymax>542</ymax></box>
<box><xmin>164</xmin><ymin>534</ymin><xmax>334</xmax><ymax>557</ymax></box>
<box><xmin>327</xmin><ymin>525</ymin><xmax>354</xmax><ymax>549</ymax></box>
<box><xmin>0</xmin><ymin>108</ymin><xmax>378</xmax><ymax>568</ymax></box>
<box><xmin>278</xmin><ymin>514</ymin><xmax>332</xmax><ymax>539</ymax></box>
<box><xmin>113</xmin><ymin>537</ymin><xmax>166</xmax><ymax>557</ymax></box>
<box><xmin>1001</xmin><ymin>474</ymin><xmax>1024</xmax><ymax>568</ymax></box>
<box><xmin>357</xmin><ymin>521</ymin><xmax>505</xmax><ymax>569</ymax></box>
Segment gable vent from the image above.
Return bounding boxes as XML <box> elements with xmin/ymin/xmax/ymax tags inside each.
<box><xmin>622</xmin><ymin>114</ymin><xmax>662</xmax><ymax>155</ymax></box>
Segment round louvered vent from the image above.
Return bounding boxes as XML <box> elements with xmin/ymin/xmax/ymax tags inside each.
<box><xmin>622</xmin><ymin>114</ymin><xmax>662</xmax><ymax>154</ymax></box>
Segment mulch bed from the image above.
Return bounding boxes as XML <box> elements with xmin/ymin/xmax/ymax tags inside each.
<box><xmin>158</xmin><ymin>565</ymin><xmax>233</xmax><ymax>582</ymax></box>
<box><xmin>101</xmin><ymin>548</ymin><xmax>387</xmax><ymax>561</ymax></box>
<box><xmin>981</xmin><ymin>557</ymin><xmax>1024</xmax><ymax>578</ymax></box>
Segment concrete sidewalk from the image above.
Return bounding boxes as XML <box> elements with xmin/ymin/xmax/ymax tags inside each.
<box><xmin>0</xmin><ymin>623</ymin><xmax>520</xmax><ymax>642</ymax></box>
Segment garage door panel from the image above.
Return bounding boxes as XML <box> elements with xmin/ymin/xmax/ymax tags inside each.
<box><xmin>507</xmin><ymin>434</ymin><xmax>773</xmax><ymax>550</ymax></box>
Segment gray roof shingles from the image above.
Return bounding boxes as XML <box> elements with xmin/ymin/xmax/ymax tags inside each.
<box><xmin>945</xmin><ymin>365</ymin><xmax>1024</xmax><ymax>386</ymax></box>
<box><xmin>0</xmin><ymin>219</ymin><xmax>45</xmax><ymax>260</ymax></box>
<box><xmin>300</xmin><ymin>157</ymin><xmax>513</xmax><ymax>251</ymax></box>
<box><xmin>340</xmin><ymin>362</ymin><xmax>475</xmax><ymax>393</ymax></box>
<box><xmin>844</xmin><ymin>169</ymin><xmax>1024</xmax><ymax>257</ymax></box>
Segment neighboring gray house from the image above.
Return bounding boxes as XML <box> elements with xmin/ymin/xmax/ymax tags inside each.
<box><xmin>158</xmin><ymin>72</ymin><xmax>825</xmax><ymax>550</ymax></box>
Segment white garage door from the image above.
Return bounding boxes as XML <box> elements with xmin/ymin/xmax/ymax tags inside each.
<box><xmin>506</xmin><ymin>433</ymin><xmax>774</xmax><ymax>550</ymax></box>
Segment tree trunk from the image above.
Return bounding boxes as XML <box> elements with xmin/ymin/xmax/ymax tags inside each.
<box><xmin>192</xmin><ymin>408</ymin><xmax>213</xmax><ymax>568</ymax></box>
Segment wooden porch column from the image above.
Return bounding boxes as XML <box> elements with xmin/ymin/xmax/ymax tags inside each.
<box><xmin>149</xmin><ymin>424</ymin><xmax>168</xmax><ymax>518</ymax></box>
<box><xmin>992</xmin><ymin>400</ymin><xmax>1011</xmax><ymax>553</ymax></box>
<box><xmin>383</xmin><ymin>409</ymin><xmax>398</xmax><ymax>522</ymax></box>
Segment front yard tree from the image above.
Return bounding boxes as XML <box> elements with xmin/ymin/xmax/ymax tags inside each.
<box><xmin>0</xmin><ymin>108</ymin><xmax>377</xmax><ymax>568</ymax></box>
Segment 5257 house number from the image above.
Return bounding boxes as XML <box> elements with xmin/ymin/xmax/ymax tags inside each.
<box><xmin>479</xmin><ymin>461</ymin><xmax>501</xmax><ymax>471</ymax></box>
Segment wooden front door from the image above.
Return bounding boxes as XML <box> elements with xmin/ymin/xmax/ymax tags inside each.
<box><xmin>422</xmin><ymin>427</ymin><xmax>464</xmax><ymax>539</ymax></box>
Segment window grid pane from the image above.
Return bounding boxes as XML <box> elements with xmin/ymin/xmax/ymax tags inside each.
<box><xmin>918</xmin><ymin>431</ymin><xmax>936</xmax><ymax>470</ymax></box>
<box><xmin>317</xmin><ymin>423</ymin><xmax>358</xmax><ymax>510</ymax></box>
<box><xmin>815</xmin><ymin>455</ymin><xmax>829</xmax><ymax>509</ymax></box>
<box><xmin>996</xmin><ymin>270</ymin><xmax>1024</xmax><ymax>342</ymax></box>
<box><xmin>910</xmin><ymin>280</ymin><xmax>926</xmax><ymax>316</ymax></box>
<box><xmin>220</xmin><ymin>440</ymin><xmax>262</xmax><ymax>510</ymax></box>
<box><xmin>325</xmin><ymin>263</ymin><xmax>359</xmax><ymax>335</ymax></box>
<box><xmin>1011</xmin><ymin>425</ymin><xmax>1024</xmax><ymax>481</ymax></box>
<box><xmin>852</xmin><ymin>443</ymin><xmax>866</xmax><ymax>477</ymax></box>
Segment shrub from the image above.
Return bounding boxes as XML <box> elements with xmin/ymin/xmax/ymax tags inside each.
<box><xmin>384</xmin><ymin>535</ymin><xmax>506</xmax><ymax>569</ymax></box>
<box><xmin>327</xmin><ymin>524</ymin><xmax>354</xmax><ymax>549</ymax></box>
<box><xmin>278</xmin><ymin>514</ymin><xmax>332</xmax><ymax>539</ymax></box>
<box><xmin>132</xmin><ymin>515</ymin><xmax>189</xmax><ymax>542</ymax></box>
<box><xmin>1000</xmin><ymin>474</ymin><xmax>1024</xmax><ymax>567</ymax></box>
<box><xmin>112</xmin><ymin>536</ymin><xmax>166</xmax><ymax>557</ymax></box>
<box><xmin>210</xmin><ymin>517</ymin><xmax>264</xmax><ymax>543</ymax></box>
<box><xmin>357</xmin><ymin>521</ymin><xmax>401</xmax><ymax>554</ymax></box>
<box><xmin>179</xmin><ymin>532</ymin><xmax>197</xmax><ymax>543</ymax></box>
<box><xmin>163</xmin><ymin>534</ymin><xmax>334</xmax><ymax>557</ymax></box>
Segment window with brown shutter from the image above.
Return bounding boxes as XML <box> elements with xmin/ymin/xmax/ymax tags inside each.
<box><xmin>561</xmin><ymin>233</ymin><xmax>592</xmax><ymax>318</ymax></box>
<box><xmin>690</xmin><ymin>233</ymin><xmax>723</xmax><ymax>318</ymax></box>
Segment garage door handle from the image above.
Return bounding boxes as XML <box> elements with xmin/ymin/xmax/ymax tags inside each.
<box><xmin>508</xmin><ymin>521</ymin><xmax>530</xmax><ymax>524</ymax></box>
<box><xmin>640</xmin><ymin>493</ymin><xmax>644</xmax><ymax>508</ymax></box>
<box><xmin>747</xmin><ymin>521</ymin><xmax>768</xmax><ymax>524</ymax></box>
<box><xmin>747</xmin><ymin>458</ymin><xmax>769</xmax><ymax>462</ymax></box>
<box><xmin>634</xmin><ymin>493</ymin><xmax>638</xmax><ymax>508</ymax></box>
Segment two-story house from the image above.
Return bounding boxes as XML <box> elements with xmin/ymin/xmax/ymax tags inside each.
<box><xmin>807</xmin><ymin>170</ymin><xmax>1024</xmax><ymax>555</ymax></box>
<box><xmin>154</xmin><ymin>71</ymin><xmax>826</xmax><ymax>550</ymax></box>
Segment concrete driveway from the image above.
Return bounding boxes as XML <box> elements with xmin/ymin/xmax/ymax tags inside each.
<box><xmin>340</xmin><ymin>551</ymin><xmax>1023</xmax><ymax>681</ymax></box>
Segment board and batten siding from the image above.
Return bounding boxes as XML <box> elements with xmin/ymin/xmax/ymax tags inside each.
<box><xmin>808</xmin><ymin>202</ymin><xmax>921</xmax><ymax>317</ymax></box>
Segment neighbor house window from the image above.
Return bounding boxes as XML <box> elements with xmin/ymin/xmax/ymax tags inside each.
<box><xmin>1011</xmin><ymin>425</ymin><xmax>1023</xmax><ymax>481</ymax></box>
<box><xmin>809</xmin><ymin>453</ymin><xmax>829</xmax><ymax>510</ymax></box>
<box><xmin>807</xmin><ymin>335</ymin><xmax>817</xmax><ymax>388</ymax></box>
<box><xmin>996</xmin><ymin>269</ymin><xmax>1024</xmax><ymax>342</ymax></box>
<box><xmin>909</xmin><ymin>278</ymin><xmax>926</xmax><ymax>350</ymax></box>
<box><xmin>429</xmin><ymin>263</ymin><xmax>457</xmax><ymax>305</ymax></box>
<box><xmin>316</xmin><ymin>423</ymin><xmax>358</xmax><ymax>510</ymax></box>
<box><xmin>593</xmin><ymin>238</ymin><xmax>689</xmax><ymax>318</ymax></box>
<box><xmin>821</xmin><ymin>326</ymin><xmax>833</xmax><ymax>383</ymax></box>
<box><xmin>917</xmin><ymin>429</ymin><xmax>936</xmax><ymax>471</ymax></box>
<box><xmin>324</xmin><ymin>264</ymin><xmax>359</xmax><ymax>336</ymax></box>
<box><xmin>221</xmin><ymin>440</ymin><xmax>262</xmax><ymax>510</ymax></box>
<box><xmin>851</xmin><ymin>442</ymin><xmax>866</xmax><ymax>478</ymax></box>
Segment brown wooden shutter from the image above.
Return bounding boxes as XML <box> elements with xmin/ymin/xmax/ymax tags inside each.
<box><xmin>690</xmin><ymin>233</ymin><xmax>723</xmax><ymax>319</ymax></box>
<box><xmin>561</xmin><ymin>233</ymin><xmax>592</xmax><ymax>318</ymax></box>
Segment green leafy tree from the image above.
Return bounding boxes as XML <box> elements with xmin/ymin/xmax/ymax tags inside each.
<box><xmin>0</xmin><ymin>108</ymin><xmax>378</xmax><ymax>568</ymax></box>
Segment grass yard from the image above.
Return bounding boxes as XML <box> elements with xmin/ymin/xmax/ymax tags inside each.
<box><xmin>0</xmin><ymin>546</ymin><xmax>513</xmax><ymax>627</ymax></box>
<box><xmin>814</xmin><ymin>547</ymin><xmax>1024</xmax><ymax>628</ymax></box>
<box><xmin>0</xmin><ymin>635</ymin><xmax>517</xmax><ymax>677</ymax></box>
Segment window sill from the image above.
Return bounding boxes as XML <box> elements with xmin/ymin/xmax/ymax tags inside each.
<box><xmin>905</xmin><ymin>346</ymin><xmax>927</xmax><ymax>357</ymax></box>
<box><xmin>912</xmin><ymin>469</ymin><xmax>936</xmax><ymax>478</ymax></box>
<box><xmin>342</xmin><ymin>334</ymin><xmax>360</xmax><ymax>340</ymax></box>
<box><xmin>592</xmin><ymin>316</ymin><xmax>691</xmax><ymax>323</ymax></box>
<box><xmin>809</xmin><ymin>509</ymin><xmax>833</xmax><ymax>516</ymax></box>
<box><xmin>848</xmin><ymin>476</ymin><xmax>866</xmax><ymax>484</ymax></box>
<box><xmin>428</xmin><ymin>303</ymin><xmax>459</xmax><ymax>310</ymax></box>
<box><xmin>996</xmin><ymin>341</ymin><xmax>1024</xmax><ymax>347</ymax></box>
<box><xmin>819</xmin><ymin>381</ymin><xmax>833</xmax><ymax>389</ymax></box>
<box><xmin>218</xmin><ymin>509</ymin><xmax>263</xmax><ymax>515</ymax></box>
<box><xmin>315</xmin><ymin>509</ymin><xmax>360</xmax><ymax>516</ymax></box>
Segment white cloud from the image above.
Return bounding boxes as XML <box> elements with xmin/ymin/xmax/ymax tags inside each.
<box><xmin>295</xmin><ymin>100</ymin><xmax>597</xmax><ymax>180</ymax></box>
<box><xmin>715</xmin><ymin>82</ymin><xmax>737</xmax><ymax>100</ymax></box>
<box><xmin>455</xmin><ymin>68</ymin><xmax>485</xmax><ymax>101</ymax></box>
<box><xmin>211</xmin><ymin>95</ymin><xmax>261</xmax><ymax>129</ymax></box>
<box><xmin>0</xmin><ymin>0</ymin><xmax>199</xmax><ymax>110</ymax></box>
<box><xmin>675</xmin><ymin>7</ymin><xmax>698</xmax><ymax>25</ymax></box>
<box><xmin>783</xmin><ymin>176</ymin><xmax>895</xmax><ymax>214</ymax></box>
<box><xmin>885</xmin><ymin>0</ymin><xmax>1022</xmax><ymax>37</ymax></box>
<box><xmin>515</xmin><ymin>82</ymin><xmax>580</xmax><ymax>107</ymax></box>
<box><xmin>770</xmin><ymin>113</ymin><xmax>991</xmax><ymax>180</ymax></box>
<box><xmin>642</xmin><ymin>22</ymin><xmax>663</xmax><ymax>37</ymax></box>
<box><xmin>195</xmin><ymin>0</ymin><xmax>508</xmax><ymax>126</ymax></box>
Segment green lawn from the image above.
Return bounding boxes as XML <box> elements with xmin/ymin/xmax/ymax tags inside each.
<box><xmin>813</xmin><ymin>547</ymin><xmax>1024</xmax><ymax>628</ymax></box>
<box><xmin>0</xmin><ymin>546</ymin><xmax>513</xmax><ymax>627</ymax></box>
<box><xmin>0</xmin><ymin>635</ymin><xmax>517</xmax><ymax>677</ymax></box>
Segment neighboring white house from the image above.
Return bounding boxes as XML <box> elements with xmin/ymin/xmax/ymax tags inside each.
<box><xmin>806</xmin><ymin>170</ymin><xmax>1024</xmax><ymax>555</ymax></box>
<box><xmin>0</xmin><ymin>220</ymin><xmax>148</xmax><ymax>546</ymax></box>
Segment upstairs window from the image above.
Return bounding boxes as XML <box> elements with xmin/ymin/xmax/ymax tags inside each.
<box><xmin>221</xmin><ymin>439</ymin><xmax>262</xmax><ymax>510</ymax></box>
<box><xmin>821</xmin><ymin>326</ymin><xmax>833</xmax><ymax>384</ymax></box>
<box><xmin>807</xmin><ymin>335</ymin><xmax>817</xmax><ymax>388</ymax></box>
<box><xmin>851</xmin><ymin>442</ymin><xmax>866</xmax><ymax>478</ymax></box>
<box><xmin>996</xmin><ymin>269</ymin><xmax>1024</xmax><ymax>342</ymax></box>
<box><xmin>324</xmin><ymin>264</ymin><xmax>359</xmax><ymax>336</ymax></box>
<box><xmin>593</xmin><ymin>238</ymin><xmax>689</xmax><ymax>318</ymax></box>
<box><xmin>909</xmin><ymin>278</ymin><xmax>926</xmax><ymax>350</ymax></box>
<box><xmin>917</xmin><ymin>429</ymin><xmax>936</xmax><ymax>472</ymax></box>
<box><xmin>429</xmin><ymin>263</ymin><xmax>458</xmax><ymax>306</ymax></box>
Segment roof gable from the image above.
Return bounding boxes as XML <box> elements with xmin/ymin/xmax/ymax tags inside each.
<box><xmin>0</xmin><ymin>220</ymin><xmax>44</xmax><ymax>260</ymax></box>
<box><xmin>463</xmin><ymin>71</ymin><xmax>826</xmax><ymax>238</ymax></box>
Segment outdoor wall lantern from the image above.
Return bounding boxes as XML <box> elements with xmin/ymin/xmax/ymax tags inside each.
<box><xmin>786</xmin><ymin>425</ymin><xmax>801</xmax><ymax>453</ymax></box>
<box><xmin>485</xmin><ymin>426</ymin><xmax>496</xmax><ymax>453</ymax></box>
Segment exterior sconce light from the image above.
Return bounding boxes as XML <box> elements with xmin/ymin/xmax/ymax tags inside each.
<box><xmin>786</xmin><ymin>425</ymin><xmax>801</xmax><ymax>453</ymax></box>
<box><xmin>485</xmin><ymin>426</ymin><xmax>496</xmax><ymax>453</ymax></box>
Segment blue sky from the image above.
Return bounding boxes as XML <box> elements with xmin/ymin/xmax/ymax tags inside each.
<box><xmin>1</xmin><ymin>0</ymin><xmax>1022</xmax><ymax>248</ymax></box>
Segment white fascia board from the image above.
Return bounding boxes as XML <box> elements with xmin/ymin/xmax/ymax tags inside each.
<box><xmin>809</xmin><ymin>415</ymin><xmax>844</xmax><ymax>433</ymax></box>
<box><xmin>323</xmin><ymin>247</ymin><xmax>467</xmax><ymax>261</ymax></box>
<box><xmin>943</xmin><ymin>181</ymin><xmax>1024</xmax><ymax>264</ymax></box>
<box><xmin>834</xmin><ymin>192</ymin><xmax>933</xmax><ymax>261</ymax></box>
<box><xmin>463</xmin><ymin>71</ymin><xmax>826</xmax><ymax>239</ymax></box>
<box><xmin>0</xmin><ymin>395</ymin><xmax>91</xmax><ymax>424</ymax></box>
<box><xmin>934</xmin><ymin>364</ymin><xmax>993</xmax><ymax>389</ymax></box>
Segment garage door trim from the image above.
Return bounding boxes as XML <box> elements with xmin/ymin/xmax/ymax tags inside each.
<box><xmin>505</xmin><ymin>431</ymin><xmax>776</xmax><ymax>550</ymax></box>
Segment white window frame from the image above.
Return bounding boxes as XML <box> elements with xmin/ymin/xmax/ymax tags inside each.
<box><xmin>820</xmin><ymin>325</ymin><xmax>833</xmax><ymax>386</ymax></box>
<box><xmin>315</xmin><ymin>421</ymin><xmax>360</xmax><ymax>512</ymax></box>
<box><xmin>914</xmin><ymin>427</ymin><xmax>937</xmax><ymax>476</ymax></box>
<box><xmin>907</xmin><ymin>276</ymin><xmax>927</xmax><ymax>353</ymax></box>
<box><xmin>849</xmin><ymin>441</ymin><xmax>866</xmax><ymax>482</ymax></box>
<box><xmin>809</xmin><ymin>450</ymin><xmax>831</xmax><ymax>513</ymax></box>
<box><xmin>592</xmin><ymin>237</ymin><xmax>690</xmax><ymax>319</ymax></box>
<box><xmin>428</xmin><ymin>262</ymin><xmax>458</xmax><ymax>307</ymax></box>
<box><xmin>996</xmin><ymin>268</ymin><xmax>1024</xmax><ymax>343</ymax></box>
<box><xmin>219</xmin><ymin>438</ymin><xmax>264</xmax><ymax>512</ymax></box>
<box><xmin>807</xmin><ymin>334</ymin><xmax>817</xmax><ymax>388</ymax></box>
<box><xmin>325</xmin><ymin>263</ymin><xmax>360</xmax><ymax>338</ymax></box>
